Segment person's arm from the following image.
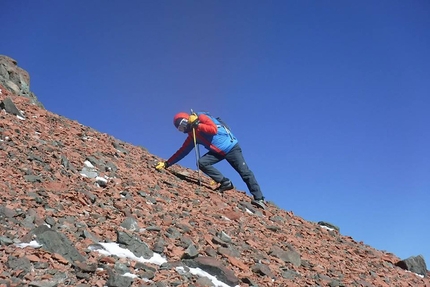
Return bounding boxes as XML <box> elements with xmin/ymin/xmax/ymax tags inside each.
<box><xmin>166</xmin><ymin>135</ymin><xmax>194</xmax><ymax>166</ymax></box>
<box><xmin>195</xmin><ymin>114</ymin><xmax>217</xmax><ymax>135</ymax></box>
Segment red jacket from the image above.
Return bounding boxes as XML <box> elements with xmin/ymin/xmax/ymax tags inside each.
<box><xmin>167</xmin><ymin>113</ymin><xmax>238</xmax><ymax>165</ymax></box>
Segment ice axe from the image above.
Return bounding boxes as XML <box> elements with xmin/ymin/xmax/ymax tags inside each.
<box><xmin>190</xmin><ymin>109</ymin><xmax>201</xmax><ymax>186</ymax></box>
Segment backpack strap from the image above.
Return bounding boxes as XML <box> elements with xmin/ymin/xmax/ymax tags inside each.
<box><xmin>199</xmin><ymin>111</ymin><xmax>234</xmax><ymax>141</ymax></box>
<box><xmin>215</xmin><ymin>117</ymin><xmax>235</xmax><ymax>142</ymax></box>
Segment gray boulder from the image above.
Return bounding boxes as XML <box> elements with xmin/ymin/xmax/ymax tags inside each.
<box><xmin>396</xmin><ymin>255</ymin><xmax>427</xmax><ymax>277</ymax></box>
<box><xmin>23</xmin><ymin>225</ymin><xmax>86</xmax><ymax>263</ymax></box>
<box><xmin>0</xmin><ymin>97</ymin><xmax>25</xmax><ymax>118</ymax></box>
<box><xmin>0</xmin><ymin>55</ymin><xmax>44</xmax><ymax>108</ymax></box>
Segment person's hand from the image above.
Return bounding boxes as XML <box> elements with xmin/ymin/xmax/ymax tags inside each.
<box><xmin>155</xmin><ymin>161</ymin><xmax>168</xmax><ymax>170</ymax></box>
<box><xmin>188</xmin><ymin>113</ymin><xmax>199</xmax><ymax>127</ymax></box>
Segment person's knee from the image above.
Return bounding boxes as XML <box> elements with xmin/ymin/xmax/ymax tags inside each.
<box><xmin>198</xmin><ymin>158</ymin><xmax>208</xmax><ymax>169</ymax></box>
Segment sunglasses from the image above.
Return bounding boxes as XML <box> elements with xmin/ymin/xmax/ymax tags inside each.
<box><xmin>177</xmin><ymin>118</ymin><xmax>189</xmax><ymax>132</ymax></box>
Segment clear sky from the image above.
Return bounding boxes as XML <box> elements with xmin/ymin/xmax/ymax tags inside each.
<box><xmin>3</xmin><ymin>1</ymin><xmax>429</xmax><ymax>264</ymax></box>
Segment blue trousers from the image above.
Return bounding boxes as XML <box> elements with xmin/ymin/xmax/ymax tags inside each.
<box><xmin>198</xmin><ymin>143</ymin><xmax>264</xmax><ymax>200</ymax></box>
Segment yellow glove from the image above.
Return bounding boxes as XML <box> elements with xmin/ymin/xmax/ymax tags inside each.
<box><xmin>155</xmin><ymin>161</ymin><xmax>167</xmax><ymax>170</ymax></box>
<box><xmin>188</xmin><ymin>113</ymin><xmax>199</xmax><ymax>126</ymax></box>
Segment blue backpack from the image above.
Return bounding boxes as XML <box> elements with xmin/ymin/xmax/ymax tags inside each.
<box><xmin>200</xmin><ymin>111</ymin><xmax>235</xmax><ymax>142</ymax></box>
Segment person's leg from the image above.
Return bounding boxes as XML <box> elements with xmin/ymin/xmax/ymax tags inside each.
<box><xmin>198</xmin><ymin>151</ymin><xmax>234</xmax><ymax>191</ymax></box>
<box><xmin>198</xmin><ymin>151</ymin><xmax>225</xmax><ymax>183</ymax></box>
<box><xmin>225</xmin><ymin>144</ymin><xmax>264</xmax><ymax>200</ymax></box>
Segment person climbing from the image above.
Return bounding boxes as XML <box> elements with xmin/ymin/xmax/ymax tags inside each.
<box><xmin>155</xmin><ymin>111</ymin><xmax>266</xmax><ymax>209</ymax></box>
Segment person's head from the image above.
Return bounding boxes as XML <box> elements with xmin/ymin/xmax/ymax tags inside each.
<box><xmin>173</xmin><ymin>112</ymin><xmax>190</xmax><ymax>133</ymax></box>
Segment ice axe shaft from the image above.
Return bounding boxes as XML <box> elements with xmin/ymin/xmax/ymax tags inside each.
<box><xmin>191</xmin><ymin>109</ymin><xmax>201</xmax><ymax>186</ymax></box>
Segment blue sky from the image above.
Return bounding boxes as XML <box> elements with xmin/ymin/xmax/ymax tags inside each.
<box><xmin>3</xmin><ymin>1</ymin><xmax>429</xmax><ymax>264</ymax></box>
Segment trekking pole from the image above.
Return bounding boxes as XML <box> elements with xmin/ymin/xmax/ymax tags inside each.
<box><xmin>191</xmin><ymin>109</ymin><xmax>201</xmax><ymax>186</ymax></box>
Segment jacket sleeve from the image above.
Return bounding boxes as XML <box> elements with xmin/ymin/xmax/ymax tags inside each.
<box><xmin>196</xmin><ymin>114</ymin><xmax>217</xmax><ymax>135</ymax></box>
<box><xmin>166</xmin><ymin>135</ymin><xmax>194</xmax><ymax>166</ymax></box>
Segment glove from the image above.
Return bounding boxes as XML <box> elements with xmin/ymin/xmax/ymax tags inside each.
<box><xmin>155</xmin><ymin>161</ymin><xmax>168</xmax><ymax>170</ymax></box>
<box><xmin>188</xmin><ymin>113</ymin><xmax>199</xmax><ymax>127</ymax></box>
